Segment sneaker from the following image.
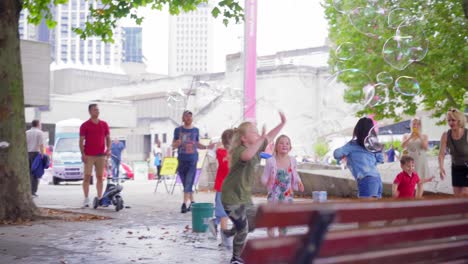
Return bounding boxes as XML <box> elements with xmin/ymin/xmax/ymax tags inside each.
<box><xmin>207</xmin><ymin>218</ymin><xmax>218</xmax><ymax>238</ymax></box>
<box><xmin>32</xmin><ymin>193</ymin><xmax>38</xmax><ymax>198</ymax></box>
<box><xmin>83</xmin><ymin>197</ymin><xmax>90</xmax><ymax>208</ymax></box>
<box><xmin>181</xmin><ymin>203</ymin><xmax>187</xmax><ymax>213</ymax></box>
<box><xmin>187</xmin><ymin>201</ymin><xmax>195</xmax><ymax>212</ymax></box>
<box><xmin>230</xmin><ymin>256</ymin><xmax>244</xmax><ymax>264</ymax></box>
<box><xmin>221</xmin><ymin>230</ymin><xmax>233</xmax><ymax>249</ymax></box>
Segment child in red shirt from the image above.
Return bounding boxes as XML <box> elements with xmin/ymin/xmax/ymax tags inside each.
<box><xmin>393</xmin><ymin>156</ymin><xmax>434</xmax><ymax>198</ymax></box>
<box><xmin>208</xmin><ymin>128</ymin><xmax>234</xmax><ymax>248</ymax></box>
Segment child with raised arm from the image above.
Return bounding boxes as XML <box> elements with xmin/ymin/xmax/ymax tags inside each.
<box><xmin>221</xmin><ymin>112</ymin><xmax>286</xmax><ymax>264</ymax></box>
<box><xmin>261</xmin><ymin>135</ymin><xmax>304</xmax><ymax>237</ymax></box>
<box><xmin>207</xmin><ymin>128</ymin><xmax>235</xmax><ymax>249</ymax></box>
<box><xmin>393</xmin><ymin>156</ymin><xmax>434</xmax><ymax>198</ymax></box>
<box><xmin>333</xmin><ymin>117</ymin><xmax>385</xmax><ymax>198</ymax></box>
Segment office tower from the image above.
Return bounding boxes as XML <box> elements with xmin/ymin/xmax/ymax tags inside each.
<box><xmin>122</xmin><ymin>27</ymin><xmax>143</xmax><ymax>63</ymax></box>
<box><xmin>20</xmin><ymin>0</ymin><xmax>122</xmax><ymax>66</ymax></box>
<box><xmin>168</xmin><ymin>3</ymin><xmax>214</xmax><ymax>76</ymax></box>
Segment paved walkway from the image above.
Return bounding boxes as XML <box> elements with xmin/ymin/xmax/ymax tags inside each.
<box><xmin>0</xmin><ymin>180</ymin><xmax>279</xmax><ymax>264</ymax></box>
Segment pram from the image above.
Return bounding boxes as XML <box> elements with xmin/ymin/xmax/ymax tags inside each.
<box><xmin>93</xmin><ymin>157</ymin><xmax>125</xmax><ymax>211</ymax></box>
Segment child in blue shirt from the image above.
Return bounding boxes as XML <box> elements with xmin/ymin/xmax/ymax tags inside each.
<box><xmin>334</xmin><ymin>117</ymin><xmax>384</xmax><ymax>198</ymax></box>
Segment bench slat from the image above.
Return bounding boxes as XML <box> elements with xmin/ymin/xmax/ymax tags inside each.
<box><xmin>320</xmin><ymin>219</ymin><xmax>468</xmax><ymax>256</ymax></box>
<box><xmin>315</xmin><ymin>240</ymin><xmax>468</xmax><ymax>264</ymax></box>
<box><xmin>255</xmin><ymin>198</ymin><xmax>468</xmax><ymax>228</ymax></box>
<box><xmin>243</xmin><ymin>219</ymin><xmax>468</xmax><ymax>263</ymax></box>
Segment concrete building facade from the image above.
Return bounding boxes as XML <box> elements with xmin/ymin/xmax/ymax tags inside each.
<box><xmin>168</xmin><ymin>3</ymin><xmax>214</xmax><ymax>76</ymax></box>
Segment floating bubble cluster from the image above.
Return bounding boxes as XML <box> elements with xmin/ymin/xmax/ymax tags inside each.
<box><xmin>328</xmin><ymin>1</ymin><xmax>428</xmax><ymax>106</ymax></box>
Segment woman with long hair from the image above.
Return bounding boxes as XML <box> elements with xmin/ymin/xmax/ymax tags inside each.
<box><xmin>333</xmin><ymin>117</ymin><xmax>385</xmax><ymax>198</ymax></box>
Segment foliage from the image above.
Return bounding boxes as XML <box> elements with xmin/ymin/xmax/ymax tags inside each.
<box><xmin>313</xmin><ymin>140</ymin><xmax>329</xmax><ymax>159</ymax></box>
<box><xmin>323</xmin><ymin>0</ymin><xmax>467</xmax><ymax>122</ymax></box>
<box><xmin>383</xmin><ymin>140</ymin><xmax>402</xmax><ymax>152</ymax></box>
<box><xmin>23</xmin><ymin>0</ymin><xmax>244</xmax><ymax>42</ymax></box>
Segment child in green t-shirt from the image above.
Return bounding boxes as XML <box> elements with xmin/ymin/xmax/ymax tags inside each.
<box><xmin>221</xmin><ymin>112</ymin><xmax>286</xmax><ymax>264</ymax></box>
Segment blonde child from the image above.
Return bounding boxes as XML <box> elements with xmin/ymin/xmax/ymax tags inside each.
<box><xmin>393</xmin><ymin>156</ymin><xmax>434</xmax><ymax>198</ymax></box>
<box><xmin>221</xmin><ymin>112</ymin><xmax>286</xmax><ymax>264</ymax></box>
<box><xmin>261</xmin><ymin>135</ymin><xmax>304</xmax><ymax>237</ymax></box>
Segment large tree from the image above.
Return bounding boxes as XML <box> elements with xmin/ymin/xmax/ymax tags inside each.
<box><xmin>323</xmin><ymin>0</ymin><xmax>467</xmax><ymax>121</ymax></box>
<box><xmin>0</xmin><ymin>0</ymin><xmax>243</xmax><ymax>222</ymax></box>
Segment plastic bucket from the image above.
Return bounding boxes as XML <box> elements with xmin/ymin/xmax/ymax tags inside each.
<box><xmin>191</xmin><ymin>203</ymin><xmax>214</xmax><ymax>233</ymax></box>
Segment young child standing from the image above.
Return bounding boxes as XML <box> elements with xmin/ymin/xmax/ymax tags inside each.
<box><xmin>208</xmin><ymin>128</ymin><xmax>234</xmax><ymax>249</ymax></box>
<box><xmin>393</xmin><ymin>156</ymin><xmax>434</xmax><ymax>198</ymax></box>
<box><xmin>333</xmin><ymin>117</ymin><xmax>385</xmax><ymax>198</ymax></box>
<box><xmin>221</xmin><ymin>112</ymin><xmax>286</xmax><ymax>264</ymax></box>
<box><xmin>261</xmin><ymin>135</ymin><xmax>304</xmax><ymax>237</ymax></box>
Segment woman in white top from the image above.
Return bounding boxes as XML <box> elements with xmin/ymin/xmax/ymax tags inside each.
<box><xmin>402</xmin><ymin>118</ymin><xmax>431</xmax><ymax>193</ymax></box>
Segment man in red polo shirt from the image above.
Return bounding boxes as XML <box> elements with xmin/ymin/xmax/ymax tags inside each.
<box><xmin>79</xmin><ymin>104</ymin><xmax>111</xmax><ymax>207</ymax></box>
<box><xmin>392</xmin><ymin>156</ymin><xmax>434</xmax><ymax>198</ymax></box>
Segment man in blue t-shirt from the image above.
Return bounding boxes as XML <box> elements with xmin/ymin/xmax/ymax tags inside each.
<box><xmin>111</xmin><ymin>138</ymin><xmax>125</xmax><ymax>180</ymax></box>
<box><xmin>386</xmin><ymin>145</ymin><xmax>396</xmax><ymax>163</ymax></box>
<box><xmin>173</xmin><ymin>110</ymin><xmax>213</xmax><ymax>213</ymax></box>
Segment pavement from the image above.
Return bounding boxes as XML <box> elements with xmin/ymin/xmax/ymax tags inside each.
<box><xmin>0</xmin><ymin>157</ymin><xmax>455</xmax><ymax>264</ymax></box>
<box><xmin>0</xmin><ymin>179</ymin><xmax>283</xmax><ymax>264</ymax></box>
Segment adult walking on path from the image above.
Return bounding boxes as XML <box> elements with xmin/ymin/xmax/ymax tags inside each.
<box><xmin>79</xmin><ymin>104</ymin><xmax>111</xmax><ymax>207</ymax></box>
<box><xmin>111</xmin><ymin>138</ymin><xmax>125</xmax><ymax>181</ymax></box>
<box><xmin>26</xmin><ymin>119</ymin><xmax>44</xmax><ymax>197</ymax></box>
<box><xmin>438</xmin><ymin>108</ymin><xmax>468</xmax><ymax>196</ymax></box>
<box><xmin>402</xmin><ymin>117</ymin><xmax>431</xmax><ymax>193</ymax></box>
<box><xmin>172</xmin><ymin>110</ymin><xmax>213</xmax><ymax>213</ymax></box>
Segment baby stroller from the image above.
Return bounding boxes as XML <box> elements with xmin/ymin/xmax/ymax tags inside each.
<box><xmin>93</xmin><ymin>158</ymin><xmax>125</xmax><ymax>211</ymax></box>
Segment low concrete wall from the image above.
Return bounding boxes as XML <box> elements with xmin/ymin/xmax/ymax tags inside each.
<box><xmin>250</xmin><ymin>166</ymin><xmax>392</xmax><ymax>198</ymax></box>
<box><xmin>199</xmin><ymin>156</ymin><xmax>452</xmax><ymax>197</ymax></box>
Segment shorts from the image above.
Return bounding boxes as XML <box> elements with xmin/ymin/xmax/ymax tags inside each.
<box><xmin>84</xmin><ymin>155</ymin><xmax>106</xmax><ymax>177</ymax></box>
<box><xmin>357</xmin><ymin>176</ymin><xmax>382</xmax><ymax>198</ymax></box>
<box><xmin>177</xmin><ymin>159</ymin><xmax>197</xmax><ymax>193</ymax></box>
<box><xmin>214</xmin><ymin>192</ymin><xmax>228</xmax><ymax>224</ymax></box>
<box><xmin>452</xmin><ymin>164</ymin><xmax>468</xmax><ymax>187</ymax></box>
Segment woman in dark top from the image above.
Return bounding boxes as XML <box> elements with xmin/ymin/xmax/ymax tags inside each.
<box><xmin>438</xmin><ymin>108</ymin><xmax>468</xmax><ymax>196</ymax></box>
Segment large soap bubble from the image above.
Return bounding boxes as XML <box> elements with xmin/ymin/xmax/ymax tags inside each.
<box><xmin>348</xmin><ymin>5</ymin><xmax>387</xmax><ymax>38</ymax></box>
<box><xmin>364</xmin><ymin>125</ymin><xmax>384</xmax><ymax>152</ymax></box>
<box><xmin>387</xmin><ymin>8</ymin><xmax>416</xmax><ymax>28</ymax></box>
<box><xmin>394</xmin><ymin>76</ymin><xmax>421</xmax><ymax>96</ymax></box>
<box><xmin>363</xmin><ymin>83</ymin><xmax>389</xmax><ymax>107</ymax></box>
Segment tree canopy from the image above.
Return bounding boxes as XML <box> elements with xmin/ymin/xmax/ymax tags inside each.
<box><xmin>323</xmin><ymin>0</ymin><xmax>467</xmax><ymax>122</ymax></box>
<box><xmin>24</xmin><ymin>0</ymin><xmax>244</xmax><ymax>42</ymax></box>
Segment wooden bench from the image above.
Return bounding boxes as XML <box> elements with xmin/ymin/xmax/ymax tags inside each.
<box><xmin>242</xmin><ymin>198</ymin><xmax>468</xmax><ymax>264</ymax></box>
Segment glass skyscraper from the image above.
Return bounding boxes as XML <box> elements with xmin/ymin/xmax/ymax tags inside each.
<box><xmin>19</xmin><ymin>0</ymin><xmax>122</xmax><ymax>67</ymax></box>
<box><xmin>122</xmin><ymin>27</ymin><xmax>143</xmax><ymax>63</ymax></box>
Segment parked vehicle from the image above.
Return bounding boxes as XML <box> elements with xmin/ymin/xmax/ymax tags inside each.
<box><xmin>52</xmin><ymin>119</ymin><xmax>86</xmax><ymax>185</ymax></box>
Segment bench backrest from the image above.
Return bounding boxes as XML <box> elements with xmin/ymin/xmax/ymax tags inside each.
<box><xmin>243</xmin><ymin>198</ymin><xmax>468</xmax><ymax>264</ymax></box>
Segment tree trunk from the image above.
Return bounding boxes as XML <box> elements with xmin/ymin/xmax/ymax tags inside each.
<box><xmin>0</xmin><ymin>0</ymin><xmax>37</xmax><ymax>221</ymax></box>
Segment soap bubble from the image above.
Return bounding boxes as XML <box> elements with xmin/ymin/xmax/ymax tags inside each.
<box><xmin>397</xmin><ymin>22</ymin><xmax>429</xmax><ymax>62</ymax></box>
<box><xmin>394</xmin><ymin>76</ymin><xmax>421</xmax><ymax>96</ymax></box>
<box><xmin>363</xmin><ymin>83</ymin><xmax>389</xmax><ymax>107</ymax></box>
<box><xmin>364</xmin><ymin>125</ymin><xmax>384</xmax><ymax>152</ymax></box>
<box><xmin>376</xmin><ymin>72</ymin><xmax>393</xmax><ymax>85</ymax></box>
<box><xmin>348</xmin><ymin>6</ymin><xmax>387</xmax><ymax>38</ymax></box>
<box><xmin>387</xmin><ymin>8</ymin><xmax>415</xmax><ymax>28</ymax></box>
<box><xmin>382</xmin><ymin>35</ymin><xmax>413</xmax><ymax>70</ymax></box>
<box><xmin>336</xmin><ymin>42</ymin><xmax>355</xmax><ymax>61</ymax></box>
<box><xmin>332</xmin><ymin>0</ymin><xmax>360</xmax><ymax>14</ymax></box>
